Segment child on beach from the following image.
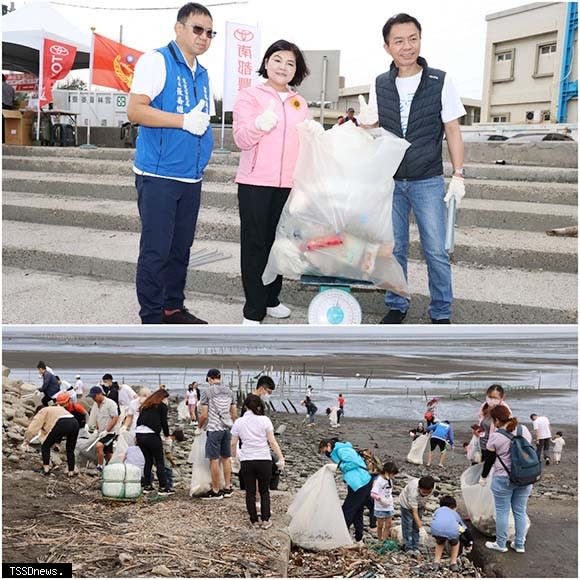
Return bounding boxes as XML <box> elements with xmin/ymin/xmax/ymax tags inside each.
<box><xmin>371</xmin><ymin>462</ymin><xmax>399</xmax><ymax>541</ymax></box>
<box><xmin>301</xmin><ymin>397</ymin><xmax>318</xmax><ymax>426</ymax></box>
<box><xmin>399</xmin><ymin>475</ymin><xmax>436</xmax><ymax>553</ymax></box>
<box><xmin>551</xmin><ymin>431</ymin><xmax>565</xmax><ymax>464</ymax></box>
<box><xmin>430</xmin><ymin>495</ymin><xmax>469</xmax><ymax>573</ymax></box>
<box><xmin>325</xmin><ymin>407</ymin><xmax>340</xmax><ymax>428</ymax></box>
<box><xmin>163</xmin><ymin>428</ymin><xmax>185</xmax><ymax>490</ymax></box>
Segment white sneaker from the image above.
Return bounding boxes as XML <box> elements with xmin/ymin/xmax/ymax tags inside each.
<box><xmin>266</xmin><ymin>304</ymin><xmax>291</xmax><ymax>319</ymax></box>
<box><xmin>485</xmin><ymin>541</ymin><xmax>508</xmax><ymax>553</ymax></box>
<box><xmin>509</xmin><ymin>541</ymin><xmax>525</xmax><ymax>553</ymax></box>
<box><xmin>242</xmin><ymin>317</ymin><xmax>261</xmax><ymax>325</ymax></box>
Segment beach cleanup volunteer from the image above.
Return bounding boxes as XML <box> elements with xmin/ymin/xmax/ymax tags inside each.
<box><xmin>22</xmin><ymin>404</ymin><xmax>80</xmax><ymax>477</ymax></box>
<box><xmin>319</xmin><ymin>438</ymin><xmax>372</xmax><ymax>543</ymax></box>
<box><xmin>359</xmin><ymin>13</ymin><xmax>466</xmax><ymax>324</ymax></box>
<box><xmin>128</xmin><ymin>2</ymin><xmax>215</xmax><ymax>324</ymax></box>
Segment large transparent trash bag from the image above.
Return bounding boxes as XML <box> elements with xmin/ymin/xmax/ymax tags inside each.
<box><xmin>460</xmin><ymin>463</ymin><xmax>530</xmax><ymax>540</ymax></box>
<box><xmin>189</xmin><ymin>430</ymin><xmax>224</xmax><ymax>496</ymax></box>
<box><xmin>263</xmin><ymin>121</ymin><xmax>410</xmax><ymax>297</ymax></box>
<box><xmin>406</xmin><ymin>434</ymin><xmax>430</xmax><ymax>465</ymax></box>
<box><xmin>287</xmin><ymin>465</ymin><xmax>352</xmax><ymax>550</ymax></box>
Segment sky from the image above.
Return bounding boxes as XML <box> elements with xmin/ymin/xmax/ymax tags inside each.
<box><xmin>7</xmin><ymin>0</ymin><xmax>531</xmax><ymax>99</ymax></box>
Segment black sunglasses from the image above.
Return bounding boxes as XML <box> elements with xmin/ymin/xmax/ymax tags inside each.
<box><xmin>185</xmin><ymin>23</ymin><xmax>217</xmax><ymax>39</ymax></box>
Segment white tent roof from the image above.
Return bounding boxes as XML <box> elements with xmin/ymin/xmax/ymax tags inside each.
<box><xmin>2</xmin><ymin>2</ymin><xmax>91</xmax><ymax>73</ymax></box>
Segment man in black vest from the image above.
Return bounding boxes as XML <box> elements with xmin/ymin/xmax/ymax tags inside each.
<box><xmin>359</xmin><ymin>13</ymin><xmax>466</xmax><ymax>324</ymax></box>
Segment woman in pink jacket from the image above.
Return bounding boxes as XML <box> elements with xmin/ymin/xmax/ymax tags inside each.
<box><xmin>478</xmin><ymin>384</ymin><xmax>511</xmax><ymax>462</ymax></box>
<box><xmin>233</xmin><ymin>39</ymin><xmax>310</xmax><ymax>324</ymax></box>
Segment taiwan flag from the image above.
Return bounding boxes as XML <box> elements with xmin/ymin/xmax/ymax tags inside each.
<box><xmin>90</xmin><ymin>33</ymin><xmax>143</xmax><ymax>93</ymax></box>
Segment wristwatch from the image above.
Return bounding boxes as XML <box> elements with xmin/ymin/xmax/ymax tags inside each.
<box><xmin>453</xmin><ymin>168</ymin><xmax>465</xmax><ymax>178</ymax></box>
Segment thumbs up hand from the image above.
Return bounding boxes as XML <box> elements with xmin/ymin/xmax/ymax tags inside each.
<box><xmin>357</xmin><ymin>94</ymin><xmax>378</xmax><ymax>127</ymax></box>
<box><xmin>183</xmin><ymin>99</ymin><xmax>211</xmax><ymax>135</ymax></box>
<box><xmin>255</xmin><ymin>99</ymin><xmax>279</xmax><ymax>132</ymax></box>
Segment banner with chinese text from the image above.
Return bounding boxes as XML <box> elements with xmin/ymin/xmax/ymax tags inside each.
<box><xmin>223</xmin><ymin>22</ymin><xmax>260</xmax><ymax>111</ymax></box>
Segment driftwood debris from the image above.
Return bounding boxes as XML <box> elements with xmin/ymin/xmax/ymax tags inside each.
<box><xmin>546</xmin><ymin>226</ymin><xmax>578</xmax><ymax>237</ymax></box>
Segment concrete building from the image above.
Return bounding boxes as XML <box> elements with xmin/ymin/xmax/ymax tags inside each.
<box><xmin>481</xmin><ymin>2</ymin><xmax>578</xmax><ymax>125</ymax></box>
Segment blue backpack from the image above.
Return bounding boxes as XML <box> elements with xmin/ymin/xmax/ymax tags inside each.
<box><xmin>497</xmin><ymin>425</ymin><xmax>542</xmax><ymax>486</ymax></box>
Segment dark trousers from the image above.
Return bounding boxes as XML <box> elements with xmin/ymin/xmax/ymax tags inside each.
<box><xmin>536</xmin><ymin>438</ymin><xmax>551</xmax><ymax>461</ymax></box>
<box><xmin>136</xmin><ymin>174</ymin><xmax>202</xmax><ymax>324</ymax></box>
<box><xmin>365</xmin><ymin>475</ymin><xmax>378</xmax><ymax>528</ymax></box>
<box><xmin>41</xmin><ymin>417</ymin><xmax>79</xmax><ymax>471</ymax></box>
<box><xmin>238</xmin><ymin>184</ymin><xmax>290</xmax><ymax>321</ymax></box>
<box><xmin>240</xmin><ymin>459</ymin><xmax>272</xmax><ymax>523</ymax></box>
<box><xmin>342</xmin><ymin>480</ymin><xmax>373</xmax><ymax>541</ymax></box>
<box><xmin>136</xmin><ymin>432</ymin><xmax>168</xmax><ymax>490</ymax></box>
<box><xmin>41</xmin><ymin>394</ymin><xmax>53</xmax><ymax>407</ymax></box>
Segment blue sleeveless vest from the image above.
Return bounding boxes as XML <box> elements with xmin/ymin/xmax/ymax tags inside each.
<box><xmin>134</xmin><ymin>41</ymin><xmax>213</xmax><ymax>180</ymax></box>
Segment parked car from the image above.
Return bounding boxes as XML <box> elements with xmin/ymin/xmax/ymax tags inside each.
<box><xmin>506</xmin><ymin>132</ymin><xmax>575</xmax><ymax>142</ymax></box>
<box><xmin>458</xmin><ymin>132</ymin><xmax>508</xmax><ymax>142</ymax></box>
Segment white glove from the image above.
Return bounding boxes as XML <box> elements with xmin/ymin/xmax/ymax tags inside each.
<box><xmin>444</xmin><ymin>175</ymin><xmax>466</xmax><ymax>208</ymax></box>
<box><xmin>419</xmin><ymin>527</ymin><xmax>428</xmax><ymax>543</ymax></box>
<box><xmin>119</xmin><ymin>424</ymin><xmax>128</xmax><ymax>434</ymax></box>
<box><xmin>255</xmin><ymin>99</ymin><xmax>278</xmax><ymax>132</ymax></box>
<box><xmin>276</xmin><ymin>458</ymin><xmax>285</xmax><ymax>472</ymax></box>
<box><xmin>357</xmin><ymin>94</ymin><xmax>378</xmax><ymax>126</ymax></box>
<box><xmin>20</xmin><ymin>442</ymin><xmax>30</xmax><ymax>452</ymax></box>
<box><xmin>324</xmin><ymin>463</ymin><xmax>338</xmax><ymax>473</ymax></box>
<box><xmin>479</xmin><ymin>476</ymin><xmax>488</xmax><ymax>487</ymax></box>
<box><xmin>194</xmin><ymin>428</ymin><xmax>203</xmax><ymax>436</ymax></box>
<box><xmin>183</xmin><ymin>99</ymin><xmax>210</xmax><ymax>136</ymax></box>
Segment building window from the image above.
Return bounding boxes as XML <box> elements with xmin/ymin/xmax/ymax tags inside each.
<box><xmin>491</xmin><ymin>114</ymin><xmax>509</xmax><ymax>123</ymax></box>
<box><xmin>493</xmin><ymin>49</ymin><xmax>515</xmax><ymax>82</ymax></box>
<box><xmin>535</xmin><ymin>42</ymin><xmax>557</xmax><ymax>77</ymax></box>
<box><xmin>72</xmin><ymin>96</ymin><xmax>78</xmax><ymax>103</ymax></box>
<box><xmin>81</xmin><ymin>96</ymin><xmax>87</xmax><ymax>103</ymax></box>
<box><xmin>105</xmin><ymin>97</ymin><xmax>112</xmax><ymax>104</ymax></box>
<box><xmin>101</xmin><ymin>119</ymin><xmax>108</xmax><ymax>127</ymax></box>
<box><xmin>541</xmin><ymin>110</ymin><xmax>551</xmax><ymax>122</ymax></box>
<box><xmin>97</xmin><ymin>97</ymin><xmax>103</xmax><ymax>103</ymax></box>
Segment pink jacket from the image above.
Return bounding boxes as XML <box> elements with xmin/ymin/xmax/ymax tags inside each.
<box><xmin>233</xmin><ymin>83</ymin><xmax>310</xmax><ymax>188</ymax></box>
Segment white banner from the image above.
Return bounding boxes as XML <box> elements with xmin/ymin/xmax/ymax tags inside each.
<box><xmin>222</xmin><ymin>21</ymin><xmax>260</xmax><ymax>112</ymax></box>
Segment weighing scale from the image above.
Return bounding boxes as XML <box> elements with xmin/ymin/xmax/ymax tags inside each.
<box><xmin>302</xmin><ymin>275</ymin><xmax>374</xmax><ymax>325</ymax></box>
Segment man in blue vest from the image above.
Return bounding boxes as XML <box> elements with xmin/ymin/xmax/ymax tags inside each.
<box><xmin>360</xmin><ymin>13</ymin><xmax>466</xmax><ymax>324</ymax></box>
<box><xmin>128</xmin><ymin>2</ymin><xmax>216</xmax><ymax>324</ymax></box>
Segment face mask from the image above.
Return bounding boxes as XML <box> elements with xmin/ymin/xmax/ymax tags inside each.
<box><xmin>325</xmin><ymin>451</ymin><xmax>332</xmax><ymax>458</ymax></box>
<box><xmin>486</xmin><ymin>397</ymin><xmax>501</xmax><ymax>407</ymax></box>
<box><xmin>261</xmin><ymin>393</ymin><xmax>271</xmax><ymax>401</ymax></box>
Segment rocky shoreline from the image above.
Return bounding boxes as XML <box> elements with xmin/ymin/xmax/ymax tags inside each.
<box><xmin>3</xmin><ymin>367</ymin><xmax>577</xmax><ymax>578</ymax></box>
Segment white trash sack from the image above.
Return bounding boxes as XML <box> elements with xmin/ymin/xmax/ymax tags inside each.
<box><xmin>177</xmin><ymin>400</ymin><xmax>190</xmax><ymax>422</ymax></box>
<box><xmin>406</xmin><ymin>434</ymin><xmax>430</xmax><ymax>465</ymax></box>
<box><xmin>287</xmin><ymin>464</ymin><xmax>352</xmax><ymax>550</ymax></box>
<box><xmin>189</xmin><ymin>430</ymin><xmax>224</xmax><ymax>496</ymax></box>
<box><xmin>460</xmin><ymin>463</ymin><xmax>530</xmax><ymax>539</ymax></box>
<box><xmin>262</xmin><ymin>121</ymin><xmax>410</xmax><ymax>296</ymax></box>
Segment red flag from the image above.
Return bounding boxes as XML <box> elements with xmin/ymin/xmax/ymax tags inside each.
<box><xmin>91</xmin><ymin>33</ymin><xmax>143</xmax><ymax>93</ymax></box>
<box><xmin>40</xmin><ymin>38</ymin><xmax>77</xmax><ymax>107</ymax></box>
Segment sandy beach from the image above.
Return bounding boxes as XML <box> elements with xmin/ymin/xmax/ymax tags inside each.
<box><xmin>2</xmin><ymin>382</ymin><xmax>577</xmax><ymax>579</ymax></box>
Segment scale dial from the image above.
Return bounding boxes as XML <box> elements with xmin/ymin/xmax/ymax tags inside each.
<box><xmin>307</xmin><ymin>289</ymin><xmax>362</xmax><ymax>325</ymax></box>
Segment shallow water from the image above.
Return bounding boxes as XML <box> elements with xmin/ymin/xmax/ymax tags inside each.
<box><xmin>4</xmin><ymin>326</ymin><xmax>577</xmax><ymax>423</ymax></box>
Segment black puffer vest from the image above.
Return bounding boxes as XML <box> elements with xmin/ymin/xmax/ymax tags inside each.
<box><xmin>376</xmin><ymin>56</ymin><xmax>446</xmax><ymax>180</ymax></box>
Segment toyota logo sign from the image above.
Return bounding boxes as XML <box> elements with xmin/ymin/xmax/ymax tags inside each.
<box><xmin>49</xmin><ymin>45</ymin><xmax>70</xmax><ymax>56</ymax></box>
<box><xmin>234</xmin><ymin>29</ymin><xmax>254</xmax><ymax>42</ymax></box>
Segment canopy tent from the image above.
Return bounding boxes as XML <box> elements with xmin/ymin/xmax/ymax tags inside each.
<box><xmin>2</xmin><ymin>2</ymin><xmax>91</xmax><ymax>75</ymax></box>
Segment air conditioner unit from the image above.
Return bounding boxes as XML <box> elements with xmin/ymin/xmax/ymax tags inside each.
<box><xmin>525</xmin><ymin>110</ymin><xmax>539</xmax><ymax>123</ymax></box>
